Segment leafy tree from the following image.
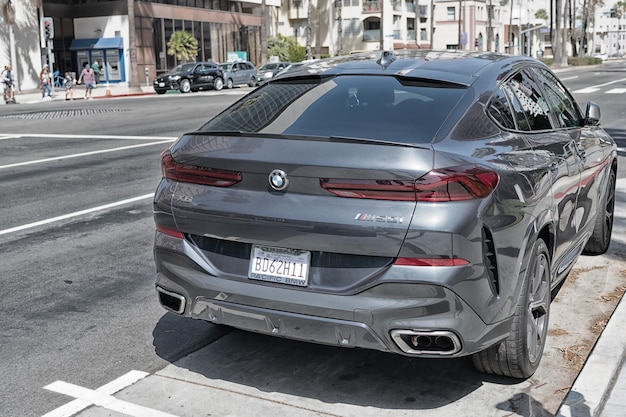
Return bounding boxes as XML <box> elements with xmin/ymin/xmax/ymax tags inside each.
<box><xmin>535</xmin><ymin>8</ymin><xmax>549</xmax><ymax>20</ymax></box>
<box><xmin>167</xmin><ymin>31</ymin><xmax>199</xmax><ymax>63</ymax></box>
<box><xmin>268</xmin><ymin>35</ymin><xmax>306</xmax><ymax>62</ymax></box>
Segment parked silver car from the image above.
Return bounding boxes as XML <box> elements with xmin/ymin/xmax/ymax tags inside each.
<box><xmin>255</xmin><ymin>61</ymin><xmax>290</xmax><ymax>84</ymax></box>
<box><xmin>218</xmin><ymin>61</ymin><xmax>257</xmax><ymax>89</ymax></box>
<box><xmin>153</xmin><ymin>51</ymin><xmax>617</xmax><ymax>379</ymax></box>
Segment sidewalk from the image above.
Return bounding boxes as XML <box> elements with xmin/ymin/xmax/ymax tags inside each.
<box><xmin>556</xmin><ymin>178</ymin><xmax>626</xmax><ymax>417</ymax></box>
<box><xmin>10</xmin><ymin>82</ymin><xmax>155</xmax><ymax>104</ymax></box>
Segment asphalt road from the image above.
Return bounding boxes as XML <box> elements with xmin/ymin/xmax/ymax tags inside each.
<box><xmin>0</xmin><ymin>62</ymin><xmax>624</xmax><ymax>417</ymax></box>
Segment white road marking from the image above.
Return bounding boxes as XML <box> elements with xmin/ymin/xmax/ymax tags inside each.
<box><xmin>43</xmin><ymin>370</ymin><xmax>180</xmax><ymax>417</ymax></box>
<box><xmin>573</xmin><ymin>77</ymin><xmax>626</xmax><ymax>93</ymax></box>
<box><xmin>559</xmin><ymin>76</ymin><xmax>579</xmax><ymax>81</ymax></box>
<box><xmin>606</xmin><ymin>88</ymin><xmax>626</xmax><ymax>94</ymax></box>
<box><xmin>42</xmin><ymin>370</ymin><xmax>150</xmax><ymax>417</ymax></box>
<box><xmin>0</xmin><ymin>133</ymin><xmax>177</xmax><ymax>141</ymax></box>
<box><xmin>0</xmin><ymin>194</ymin><xmax>153</xmax><ymax>236</ymax></box>
<box><xmin>0</xmin><ymin>141</ymin><xmax>173</xmax><ymax>170</ymax></box>
<box><xmin>574</xmin><ymin>87</ymin><xmax>600</xmax><ymax>93</ymax></box>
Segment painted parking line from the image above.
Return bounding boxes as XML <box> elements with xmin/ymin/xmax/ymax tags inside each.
<box><xmin>0</xmin><ymin>194</ymin><xmax>153</xmax><ymax>237</ymax></box>
<box><xmin>0</xmin><ymin>140</ymin><xmax>173</xmax><ymax>170</ymax></box>
<box><xmin>606</xmin><ymin>88</ymin><xmax>626</xmax><ymax>94</ymax></box>
<box><xmin>43</xmin><ymin>370</ymin><xmax>179</xmax><ymax>417</ymax></box>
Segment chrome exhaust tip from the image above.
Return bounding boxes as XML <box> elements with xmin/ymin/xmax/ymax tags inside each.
<box><xmin>390</xmin><ymin>329</ymin><xmax>461</xmax><ymax>355</ymax></box>
<box><xmin>156</xmin><ymin>286</ymin><xmax>186</xmax><ymax>314</ymax></box>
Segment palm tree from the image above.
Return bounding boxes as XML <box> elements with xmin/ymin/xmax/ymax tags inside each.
<box><xmin>167</xmin><ymin>31</ymin><xmax>199</xmax><ymax>63</ymax></box>
<box><xmin>535</xmin><ymin>8</ymin><xmax>549</xmax><ymax>20</ymax></box>
<box><xmin>127</xmin><ymin>0</ymin><xmax>142</xmax><ymax>91</ymax></box>
<box><xmin>261</xmin><ymin>0</ymin><xmax>267</xmax><ymax>65</ymax></box>
<box><xmin>2</xmin><ymin>0</ymin><xmax>18</xmax><ymax>89</ymax></box>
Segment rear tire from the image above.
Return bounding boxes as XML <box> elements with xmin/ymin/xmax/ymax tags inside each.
<box><xmin>248</xmin><ymin>77</ymin><xmax>256</xmax><ymax>87</ymax></box>
<box><xmin>472</xmin><ymin>238</ymin><xmax>551</xmax><ymax>378</ymax></box>
<box><xmin>583</xmin><ymin>168</ymin><xmax>616</xmax><ymax>255</ymax></box>
<box><xmin>226</xmin><ymin>78</ymin><xmax>234</xmax><ymax>89</ymax></box>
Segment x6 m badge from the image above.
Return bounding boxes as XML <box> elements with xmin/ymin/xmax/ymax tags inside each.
<box><xmin>355</xmin><ymin>213</ymin><xmax>404</xmax><ymax>224</ymax></box>
<box><xmin>269</xmin><ymin>169</ymin><xmax>289</xmax><ymax>191</ymax></box>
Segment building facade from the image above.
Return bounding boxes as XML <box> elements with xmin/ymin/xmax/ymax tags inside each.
<box><xmin>1</xmin><ymin>0</ymin><xmax>277</xmax><ymax>92</ymax></box>
<box><xmin>1</xmin><ymin>0</ymin><xmax>618</xmax><ymax>95</ymax></box>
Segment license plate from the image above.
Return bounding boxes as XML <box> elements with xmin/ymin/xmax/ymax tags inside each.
<box><xmin>248</xmin><ymin>245</ymin><xmax>310</xmax><ymax>287</ymax></box>
<box><xmin>158</xmin><ymin>82</ymin><xmax>165</xmax><ymax>87</ymax></box>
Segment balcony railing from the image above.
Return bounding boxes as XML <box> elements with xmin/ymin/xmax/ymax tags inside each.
<box><xmin>363</xmin><ymin>29</ymin><xmax>381</xmax><ymax>41</ymax></box>
<box><xmin>363</xmin><ymin>1</ymin><xmax>381</xmax><ymax>13</ymax></box>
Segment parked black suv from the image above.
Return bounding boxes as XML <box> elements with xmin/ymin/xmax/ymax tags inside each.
<box><xmin>153</xmin><ymin>62</ymin><xmax>224</xmax><ymax>94</ymax></box>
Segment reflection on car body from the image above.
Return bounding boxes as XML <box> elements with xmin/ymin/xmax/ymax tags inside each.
<box><xmin>153</xmin><ymin>50</ymin><xmax>617</xmax><ymax>379</ymax></box>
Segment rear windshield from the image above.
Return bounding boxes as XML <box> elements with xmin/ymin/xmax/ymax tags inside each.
<box><xmin>200</xmin><ymin>75</ymin><xmax>467</xmax><ymax>144</ymax></box>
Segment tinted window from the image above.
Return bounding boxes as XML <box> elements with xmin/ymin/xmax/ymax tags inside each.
<box><xmin>531</xmin><ymin>67</ymin><xmax>582</xmax><ymax>128</ymax></box>
<box><xmin>200</xmin><ymin>75</ymin><xmax>467</xmax><ymax>144</ymax></box>
<box><xmin>501</xmin><ymin>82</ymin><xmax>530</xmax><ymax>131</ymax></box>
<box><xmin>490</xmin><ymin>70</ymin><xmax>552</xmax><ymax>132</ymax></box>
<box><xmin>487</xmin><ymin>88</ymin><xmax>516</xmax><ymax>130</ymax></box>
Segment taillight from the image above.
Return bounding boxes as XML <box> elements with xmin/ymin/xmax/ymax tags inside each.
<box><xmin>160</xmin><ymin>149</ymin><xmax>242</xmax><ymax>187</ymax></box>
<box><xmin>395</xmin><ymin>257</ymin><xmax>469</xmax><ymax>267</ymax></box>
<box><xmin>320</xmin><ymin>165</ymin><xmax>498</xmax><ymax>202</ymax></box>
<box><xmin>414</xmin><ymin>165</ymin><xmax>499</xmax><ymax>202</ymax></box>
<box><xmin>320</xmin><ymin>179</ymin><xmax>417</xmax><ymax>201</ymax></box>
<box><xmin>156</xmin><ymin>225</ymin><xmax>184</xmax><ymax>239</ymax></box>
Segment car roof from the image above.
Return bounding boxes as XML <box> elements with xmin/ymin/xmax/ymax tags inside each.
<box><xmin>274</xmin><ymin>50</ymin><xmax>541</xmax><ymax>86</ymax></box>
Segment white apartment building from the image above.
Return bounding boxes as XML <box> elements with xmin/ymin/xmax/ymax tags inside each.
<box><xmin>593</xmin><ymin>5</ymin><xmax>626</xmax><ymax>58</ymax></box>
<box><xmin>275</xmin><ymin>0</ymin><xmax>562</xmax><ymax>57</ymax></box>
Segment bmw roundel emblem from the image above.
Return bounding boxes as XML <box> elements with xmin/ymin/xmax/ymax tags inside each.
<box><xmin>269</xmin><ymin>169</ymin><xmax>289</xmax><ymax>191</ymax></box>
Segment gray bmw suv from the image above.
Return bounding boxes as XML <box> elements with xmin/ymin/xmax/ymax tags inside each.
<box><xmin>153</xmin><ymin>50</ymin><xmax>617</xmax><ymax>378</ymax></box>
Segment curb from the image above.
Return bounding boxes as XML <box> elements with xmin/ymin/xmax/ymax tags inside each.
<box><xmin>556</xmin><ymin>178</ymin><xmax>626</xmax><ymax>417</ymax></box>
<box><xmin>556</xmin><ymin>296</ymin><xmax>626</xmax><ymax>416</ymax></box>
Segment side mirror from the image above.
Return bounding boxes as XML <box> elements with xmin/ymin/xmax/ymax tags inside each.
<box><xmin>585</xmin><ymin>101</ymin><xmax>601</xmax><ymax>126</ymax></box>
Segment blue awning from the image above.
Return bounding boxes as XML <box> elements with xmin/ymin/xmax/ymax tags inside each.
<box><xmin>69</xmin><ymin>37</ymin><xmax>123</xmax><ymax>51</ymax></box>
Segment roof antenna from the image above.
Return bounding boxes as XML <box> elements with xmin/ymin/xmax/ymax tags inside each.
<box><xmin>376</xmin><ymin>51</ymin><xmax>396</xmax><ymax>70</ymax></box>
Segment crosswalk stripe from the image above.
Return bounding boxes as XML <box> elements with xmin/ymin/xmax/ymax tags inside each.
<box><xmin>574</xmin><ymin>87</ymin><xmax>599</xmax><ymax>93</ymax></box>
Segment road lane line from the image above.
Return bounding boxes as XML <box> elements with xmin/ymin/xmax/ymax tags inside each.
<box><xmin>42</xmin><ymin>371</ymin><xmax>150</xmax><ymax>417</ymax></box>
<box><xmin>0</xmin><ymin>141</ymin><xmax>173</xmax><ymax>170</ymax></box>
<box><xmin>1</xmin><ymin>133</ymin><xmax>177</xmax><ymax>140</ymax></box>
<box><xmin>0</xmin><ymin>194</ymin><xmax>153</xmax><ymax>237</ymax></box>
<box><xmin>43</xmin><ymin>371</ymin><xmax>179</xmax><ymax>417</ymax></box>
<box><xmin>573</xmin><ymin>77</ymin><xmax>626</xmax><ymax>93</ymax></box>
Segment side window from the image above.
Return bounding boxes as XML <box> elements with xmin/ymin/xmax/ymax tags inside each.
<box><xmin>487</xmin><ymin>88</ymin><xmax>516</xmax><ymax>130</ymax></box>
<box><xmin>531</xmin><ymin>67</ymin><xmax>582</xmax><ymax>128</ymax></box>
<box><xmin>507</xmin><ymin>71</ymin><xmax>552</xmax><ymax>131</ymax></box>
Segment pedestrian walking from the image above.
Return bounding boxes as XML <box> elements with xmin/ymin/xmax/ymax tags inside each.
<box><xmin>1</xmin><ymin>64</ymin><xmax>17</xmax><ymax>104</ymax></box>
<box><xmin>40</xmin><ymin>65</ymin><xmax>52</xmax><ymax>99</ymax></box>
<box><xmin>78</xmin><ymin>63</ymin><xmax>95</xmax><ymax>100</ymax></box>
<box><xmin>92</xmin><ymin>61</ymin><xmax>101</xmax><ymax>85</ymax></box>
<box><xmin>64</xmin><ymin>71</ymin><xmax>75</xmax><ymax>100</ymax></box>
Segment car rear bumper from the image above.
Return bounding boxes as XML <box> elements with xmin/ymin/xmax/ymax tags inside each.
<box><xmin>154</xmin><ymin>240</ymin><xmax>513</xmax><ymax>358</ymax></box>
